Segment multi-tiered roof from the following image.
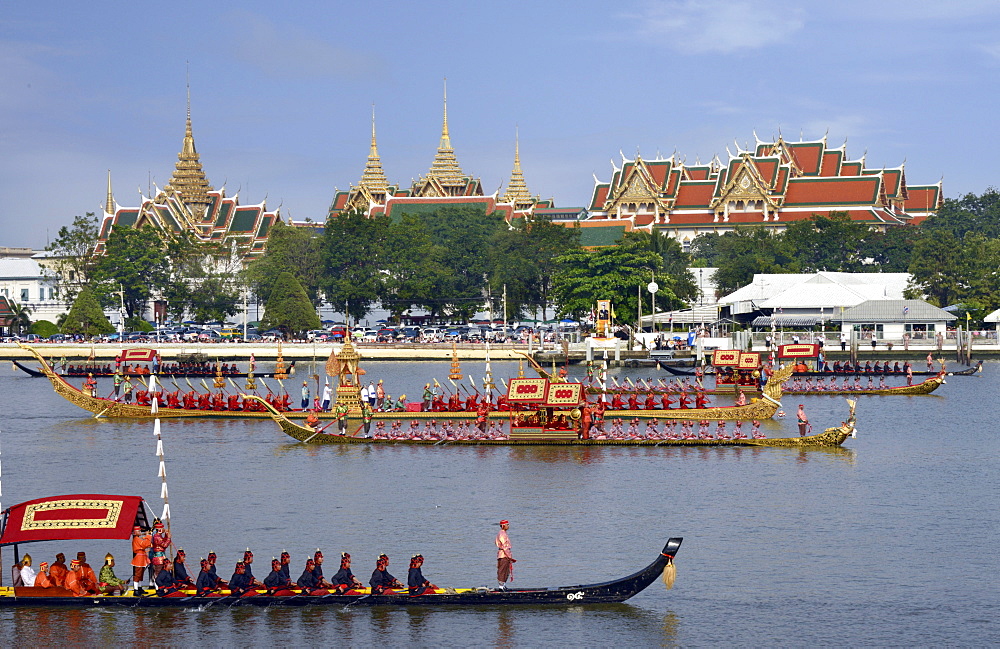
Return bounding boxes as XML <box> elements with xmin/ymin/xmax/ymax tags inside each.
<box><xmin>95</xmin><ymin>95</ymin><xmax>279</xmax><ymax>260</ymax></box>
<box><xmin>583</xmin><ymin>134</ymin><xmax>942</xmax><ymax>243</ymax></box>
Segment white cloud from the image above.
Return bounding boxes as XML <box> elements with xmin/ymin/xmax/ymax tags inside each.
<box><xmin>627</xmin><ymin>0</ymin><xmax>805</xmax><ymax>54</ymax></box>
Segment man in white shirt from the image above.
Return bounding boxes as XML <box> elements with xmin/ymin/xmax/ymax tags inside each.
<box><xmin>20</xmin><ymin>554</ymin><xmax>37</xmax><ymax>586</ymax></box>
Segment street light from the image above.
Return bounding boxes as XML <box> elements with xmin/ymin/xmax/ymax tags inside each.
<box><xmin>647</xmin><ymin>271</ymin><xmax>659</xmax><ymax>334</ymax></box>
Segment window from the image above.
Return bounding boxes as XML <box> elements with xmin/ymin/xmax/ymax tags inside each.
<box><xmin>851</xmin><ymin>323</ymin><xmax>883</xmax><ymax>338</ymax></box>
<box><xmin>21</xmin><ymin>289</ymin><xmax>29</xmax><ymax>301</ymax></box>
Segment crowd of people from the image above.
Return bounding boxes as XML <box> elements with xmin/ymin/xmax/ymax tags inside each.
<box><xmin>13</xmin><ymin>518</ymin><xmax>439</xmax><ymax>598</ymax></box>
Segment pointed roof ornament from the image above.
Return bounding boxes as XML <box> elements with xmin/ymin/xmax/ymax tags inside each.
<box><xmin>502</xmin><ymin>126</ymin><xmax>533</xmax><ymax>207</ymax></box>
<box><xmin>105</xmin><ymin>169</ymin><xmax>115</xmax><ymax>216</ymax></box>
<box><xmin>356</xmin><ymin>102</ymin><xmax>389</xmax><ymax>198</ymax></box>
<box><xmin>418</xmin><ymin>78</ymin><xmax>469</xmax><ymax>193</ymax></box>
<box><xmin>163</xmin><ymin>69</ymin><xmax>214</xmax><ymax>215</ymax></box>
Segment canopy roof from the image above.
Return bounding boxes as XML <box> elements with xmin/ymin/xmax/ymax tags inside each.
<box><xmin>0</xmin><ymin>494</ymin><xmax>147</xmax><ymax>546</ymax></box>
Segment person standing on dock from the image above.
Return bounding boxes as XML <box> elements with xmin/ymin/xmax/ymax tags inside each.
<box><xmin>796</xmin><ymin>404</ymin><xmax>809</xmax><ymax>437</ymax></box>
<box><xmin>496</xmin><ymin>519</ymin><xmax>515</xmax><ymax>590</ymax></box>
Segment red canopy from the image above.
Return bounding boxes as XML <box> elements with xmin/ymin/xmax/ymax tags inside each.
<box><xmin>1</xmin><ymin>494</ymin><xmax>146</xmax><ymax>546</ymax></box>
<box><xmin>121</xmin><ymin>349</ymin><xmax>157</xmax><ymax>362</ymax></box>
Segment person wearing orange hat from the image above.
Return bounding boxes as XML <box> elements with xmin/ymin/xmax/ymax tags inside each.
<box><xmin>34</xmin><ymin>561</ymin><xmax>53</xmax><ymax>588</ymax></box>
<box><xmin>131</xmin><ymin>525</ymin><xmax>152</xmax><ymax>593</ymax></box>
<box><xmin>495</xmin><ymin>520</ymin><xmax>516</xmax><ymax>590</ymax></box>
<box><xmin>63</xmin><ymin>559</ymin><xmax>89</xmax><ymax>596</ymax></box>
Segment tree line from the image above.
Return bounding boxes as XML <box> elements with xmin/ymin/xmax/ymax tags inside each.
<box><xmin>38</xmin><ymin>188</ymin><xmax>1000</xmax><ymax>335</ymax></box>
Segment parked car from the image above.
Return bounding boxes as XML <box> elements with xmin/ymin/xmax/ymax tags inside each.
<box><xmin>198</xmin><ymin>330</ymin><xmax>222</xmax><ymax>341</ymax></box>
<box><xmin>219</xmin><ymin>327</ymin><xmax>242</xmax><ymax>339</ymax></box>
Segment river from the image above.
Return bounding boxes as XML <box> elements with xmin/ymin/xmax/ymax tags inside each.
<box><xmin>0</xmin><ymin>360</ymin><xmax>996</xmax><ymax>646</ymax></box>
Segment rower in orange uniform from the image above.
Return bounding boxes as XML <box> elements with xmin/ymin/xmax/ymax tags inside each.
<box><xmin>48</xmin><ymin>553</ymin><xmax>68</xmax><ymax>586</ymax></box>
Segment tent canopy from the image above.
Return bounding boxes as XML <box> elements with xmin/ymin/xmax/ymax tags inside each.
<box><xmin>0</xmin><ymin>494</ymin><xmax>147</xmax><ymax>546</ymax></box>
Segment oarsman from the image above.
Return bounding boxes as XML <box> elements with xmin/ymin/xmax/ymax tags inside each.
<box><xmin>155</xmin><ymin>557</ymin><xmax>184</xmax><ymax>596</ymax></box>
<box><xmin>361</xmin><ymin>401</ymin><xmax>374</xmax><ymax>437</ymax></box>
<box><xmin>407</xmin><ymin>554</ymin><xmax>436</xmax><ymax>596</ymax></box>
<box><xmin>264</xmin><ymin>558</ymin><xmax>293</xmax><ymax>590</ymax></box>
<box><xmin>495</xmin><ymin>520</ymin><xmax>515</xmax><ymax>591</ymax></box>
<box><xmin>280</xmin><ymin>551</ymin><xmax>292</xmax><ymax>580</ymax></box>
<box><xmin>228</xmin><ymin>562</ymin><xmax>253</xmax><ymax>594</ymax></box>
<box><xmin>369</xmin><ymin>554</ymin><xmax>403</xmax><ymax>594</ymax></box>
<box><xmin>196</xmin><ymin>559</ymin><xmax>217</xmax><ymax>595</ymax></box>
<box><xmin>98</xmin><ymin>553</ymin><xmax>128</xmax><ymax>594</ymax></box>
<box><xmin>335</xmin><ymin>402</ymin><xmax>350</xmax><ymax>435</ymax></box>
<box><xmin>243</xmin><ymin>549</ymin><xmax>263</xmax><ymax>587</ymax></box>
<box><xmin>131</xmin><ymin>526</ymin><xmax>151</xmax><ymax>593</ymax></box>
<box><xmin>313</xmin><ymin>550</ymin><xmax>334</xmax><ymax>589</ymax></box>
<box><xmin>206</xmin><ymin>551</ymin><xmax>228</xmax><ymax>588</ymax></box>
<box><xmin>296</xmin><ymin>558</ymin><xmax>321</xmax><ymax>592</ymax></box>
<box><xmin>76</xmin><ymin>552</ymin><xmax>97</xmax><ymax>592</ymax></box>
<box><xmin>173</xmin><ymin>549</ymin><xmax>194</xmax><ymax>586</ymax></box>
<box><xmin>331</xmin><ymin>552</ymin><xmax>363</xmax><ymax>593</ymax></box>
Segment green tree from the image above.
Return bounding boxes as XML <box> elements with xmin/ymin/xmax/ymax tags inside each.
<box><xmin>382</xmin><ymin>215</ymin><xmax>451</xmax><ymax>321</ymax></box>
<box><xmin>90</xmin><ymin>226</ymin><xmax>170</xmax><ymax>319</ymax></box>
<box><xmin>60</xmin><ymin>286</ymin><xmax>115</xmax><ymax>337</ymax></box>
<box><xmin>551</xmin><ymin>245</ymin><xmax>663</xmax><ymax>323</ymax></box>
<box><xmin>246</xmin><ymin>221</ymin><xmax>323</xmax><ymax>305</ymax></box>
<box><xmin>321</xmin><ymin>211</ymin><xmax>390</xmax><ymax>323</ymax></box>
<box><xmin>260</xmin><ymin>271</ymin><xmax>320</xmax><ymax>335</ymax></box>
<box><xmin>921</xmin><ymin>187</ymin><xmax>1000</xmax><ymax>239</ymax></box>
<box><xmin>622</xmin><ymin>230</ymin><xmax>696</xmax><ymax>308</ymax></box>
<box><xmin>30</xmin><ymin>320</ymin><xmax>60</xmax><ymax>338</ymax></box>
<box><xmin>44</xmin><ymin>213</ymin><xmax>100</xmax><ymax>305</ymax></box>
<box><xmin>709</xmin><ymin>228</ymin><xmax>798</xmax><ymax>295</ymax></box>
<box><xmin>7</xmin><ymin>301</ymin><xmax>32</xmax><ymax>335</ymax></box>
<box><xmin>857</xmin><ymin>225</ymin><xmax>923</xmax><ymax>272</ymax></box>
<box><xmin>161</xmin><ymin>239</ymin><xmax>243</xmax><ymax>322</ymax></box>
<box><xmin>905</xmin><ymin>230</ymin><xmax>965</xmax><ymax>306</ymax></box>
<box><xmin>782</xmin><ymin>213</ymin><xmax>870</xmax><ymax>272</ymax></box>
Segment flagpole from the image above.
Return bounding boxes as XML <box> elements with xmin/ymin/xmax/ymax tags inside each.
<box><xmin>151</xmin><ymin>374</ymin><xmax>172</xmax><ymax>535</ymax></box>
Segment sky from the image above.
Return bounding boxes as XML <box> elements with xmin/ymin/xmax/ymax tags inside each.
<box><xmin>3</xmin><ymin>0</ymin><xmax>1000</xmax><ymax>248</ymax></box>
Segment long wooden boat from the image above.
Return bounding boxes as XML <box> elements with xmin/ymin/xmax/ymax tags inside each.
<box><xmin>258</xmin><ymin>395</ymin><xmax>857</xmax><ymax>448</ymax></box>
<box><xmin>0</xmin><ymin>493</ymin><xmax>682</xmax><ymax>608</ymax></box>
<box><xmin>782</xmin><ymin>373</ymin><xmax>944</xmax><ymax>396</ymax></box>
<box><xmin>11</xmin><ymin>359</ymin><xmax>295</xmax><ymax>380</ymax></box>
<box><xmin>23</xmin><ymin>344</ymin><xmax>790</xmax><ymax>422</ymax></box>
<box><xmin>662</xmin><ymin>360</ymin><xmax>981</xmax><ymax>378</ymax></box>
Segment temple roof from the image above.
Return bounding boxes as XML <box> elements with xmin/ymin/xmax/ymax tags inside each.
<box><xmin>357</xmin><ymin>105</ymin><xmax>389</xmax><ymax>197</ymax></box>
<box><xmin>502</xmin><ymin>130</ymin><xmax>534</xmax><ymax>207</ymax></box>
<box><xmin>417</xmin><ymin>80</ymin><xmax>474</xmax><ymax>195</ymax></box>
<box><xmin>162</xmin><ymin>88</ymin><xmax>214</xmax><ymax>212</ymax></box>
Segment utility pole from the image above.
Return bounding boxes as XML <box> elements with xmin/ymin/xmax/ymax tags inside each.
<box><xmin>503</xmin><ymin>284</ymin><xmax>508</xmax><ymax>332</ymax></box>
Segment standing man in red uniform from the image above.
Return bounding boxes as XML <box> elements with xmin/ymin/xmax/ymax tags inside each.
<box><xmin>495</xmin><ymin>519</ymin><xmax>516</xmax><ymax>590</ymax></box>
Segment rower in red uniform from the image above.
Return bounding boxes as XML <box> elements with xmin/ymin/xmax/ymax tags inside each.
<box><xmin>611</xmin><ymin>393</ymin><xmax>624</xmax><ymax>410</ymax></box>
<box><xmin>627</xmin><ymin>393</ymin><xmax>639</xmax><ymax>410</ymax></box>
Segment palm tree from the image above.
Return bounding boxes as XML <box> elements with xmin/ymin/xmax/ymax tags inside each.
<box><xmin>8</xmin><ymin>301</ymin><xmax>32</xmax><ymax>335</ymax></box>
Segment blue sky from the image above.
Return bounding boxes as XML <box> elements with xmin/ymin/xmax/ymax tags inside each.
<box><xmin>3</xmin><ymin>1</ymin><xmax>999</xmax><ymax>248</ymax></box>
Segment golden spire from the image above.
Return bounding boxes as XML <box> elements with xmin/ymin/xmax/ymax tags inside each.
<box><xmin>502</xmin><ymin>127</ymin><xmax>533</xmax><ymax>207</ymax></box>
<box><xmin>163</xmin><ymin>75</ymin><xmax>214</xmax><ymax>216</ymax></box>
<box><xmin>422</xmin><ymin>78</ymin><xmax>467</xmax><ymax>193</ymax></box>
<box><xmin>357</xmin><ymin>103</ymin><xmax>389</xmax><ymax>198</ymax></box>
<box><xmin>104</xmin><ymin>169</ymin><xmax>115</xmax><ymax>216</ymax></box>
